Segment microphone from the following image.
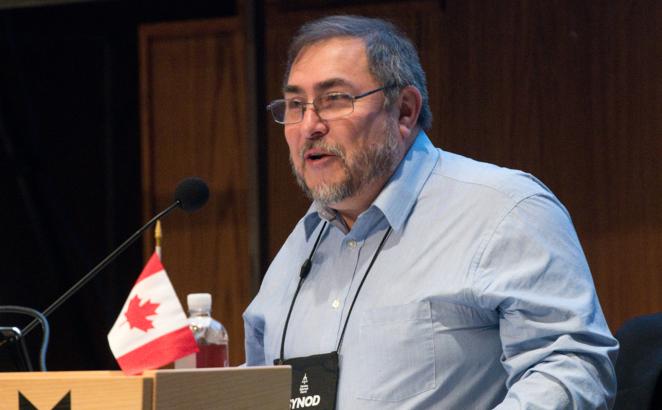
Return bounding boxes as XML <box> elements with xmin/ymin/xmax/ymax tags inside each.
<box><xmin>175</xmin><ymin>176</ymin><xmax>209</xmax><ymax>212</ymax></box>
<box><xmin>20</xmin><ymin>177</ymin><xmax>210</xmax><ymax>336</ymax></box>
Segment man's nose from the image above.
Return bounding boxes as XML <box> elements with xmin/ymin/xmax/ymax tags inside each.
<box><xmin>300</xmin><ymin>105</ymin><xmax>327</xmax><ymax>139</ymax></box>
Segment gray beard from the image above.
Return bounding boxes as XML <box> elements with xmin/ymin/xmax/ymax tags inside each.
<box><xmin>290</xmin><ymin>126</ymin><xmax>401</xmax><ymax>207</ymax></box>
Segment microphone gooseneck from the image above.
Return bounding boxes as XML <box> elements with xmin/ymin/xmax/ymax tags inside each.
<box><xmin>20</xmin><ymin>177</ymin><xmax>209</xmax><ymax>337</ymax></box>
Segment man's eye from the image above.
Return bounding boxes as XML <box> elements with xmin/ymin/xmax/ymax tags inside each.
<box><xmin>287</xmin><ymin>100</ymin><xmax>304</xmax><ymax>109</ymax></box>
<box><xmin>319</xmin><ymin>94</ymin><xmax>349</xmax><ymax>108</ymax></box>
<box><xmin>325</xmin><ymin>93</ymin><xmax>348</xmax><ymax>102</ymax></box>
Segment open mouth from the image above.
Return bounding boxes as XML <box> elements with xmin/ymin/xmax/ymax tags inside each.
<box><xmin>305</xmin><ymin>150</ymin><xmax>334</xmax><ymax>162</ymax></box>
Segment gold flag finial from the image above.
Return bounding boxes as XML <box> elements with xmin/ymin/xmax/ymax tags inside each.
<box><xmin>155</xmin><ymin>220</ymin><xmax>162</xmax><ymax>258</ymax></box>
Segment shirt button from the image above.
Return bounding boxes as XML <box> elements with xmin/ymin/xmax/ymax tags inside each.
<box><xmin>332</xmin><ymin>299</ymin><xmax>340</xmax><ymax>310</ymax></box>
<box><xmin>347</xmin><ymin>240</ymin><xmax>357</xmax><ymax>249</ymax></box>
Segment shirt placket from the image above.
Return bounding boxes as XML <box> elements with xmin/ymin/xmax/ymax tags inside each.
<box><xmin>330</xmin><ymin>236</ymin><xmax>365</xmax><ymax>345</ymax></box>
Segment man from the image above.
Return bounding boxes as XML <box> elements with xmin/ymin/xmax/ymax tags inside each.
<box><xmin>244</xmin><ymin>15</ymin><xmax>618</xmax><ymax>409</ymax></box>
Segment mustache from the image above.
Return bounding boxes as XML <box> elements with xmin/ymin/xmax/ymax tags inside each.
<box><xmin>298</xmin><ymin>140</ymin><xmax>346</xmax><ymax>162</ymax></box>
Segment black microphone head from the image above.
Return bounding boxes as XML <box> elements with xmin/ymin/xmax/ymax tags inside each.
<box><xmin>174</xmin><ymin>177</ymin><xmax>209</xmax><ymax>212</ymax></box>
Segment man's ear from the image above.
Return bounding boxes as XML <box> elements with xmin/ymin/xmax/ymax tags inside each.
<box><xmin>396</xmin><ymin>86</ymin><xmax>423</xmax><ymax>140</ymax></box>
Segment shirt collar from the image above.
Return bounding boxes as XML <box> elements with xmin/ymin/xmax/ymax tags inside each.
<box><xmin>303</xmin><ymin>131</ymin><xmax>439</xmax><ymax>238</ymax></box>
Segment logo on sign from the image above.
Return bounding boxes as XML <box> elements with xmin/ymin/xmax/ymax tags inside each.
<box><xmin>299</xmin><ymin>373</ymin><xmax>309</xmax><ymax>394</ymax></box>
<box><xmin>19</xmin><ymin>391</ymin><xmax>71</xmax><ymax>410</ymax></box>
<box><xmin>290</xmin><ymin>373</ymin><xmax>321</xmax><ymax>409</ymax></box>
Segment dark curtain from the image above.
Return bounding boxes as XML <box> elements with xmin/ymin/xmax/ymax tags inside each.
<box><xmin>0</xmin><ymin>0</ymin><xmax>235</xmax><ymax>371</ymax></box>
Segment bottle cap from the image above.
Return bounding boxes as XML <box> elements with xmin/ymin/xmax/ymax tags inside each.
<box><xmin>187</xmin><ymin>293</ymin><xmax>212</xmax><ymax>311</ymax></box>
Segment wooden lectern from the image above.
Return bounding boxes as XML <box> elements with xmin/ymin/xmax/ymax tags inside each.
<box><xmin>0</xmin><ymin>366</ymin><xmax>290</xmax><ymax>410</ymax></box>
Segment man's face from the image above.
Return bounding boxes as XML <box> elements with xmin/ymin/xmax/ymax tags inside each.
<box><xmin>284</xmin><ymin>37</ymin><xmax>402</xmax><ymax>209</ymax></box>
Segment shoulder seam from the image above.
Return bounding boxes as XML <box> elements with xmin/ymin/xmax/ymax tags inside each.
<box><xmin>433</xmin><ymin>172</ymin><xmax>539</xmax><ymax>205</ymax></box>
<box><xmin>466</xmin><ymin>192</ymin><xmax>542</xmax><ymax>303</ymax></box>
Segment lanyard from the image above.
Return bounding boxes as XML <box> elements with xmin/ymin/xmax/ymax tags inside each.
<box><xmin>278</xmin><ymin>221</ymin><xmax>392</xmax><ymax>363</ymax></box>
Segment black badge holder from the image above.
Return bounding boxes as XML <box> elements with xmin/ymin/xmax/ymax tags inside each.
<box><xmin>280</xmin><ymin>351</ymin><xmax>339</xmax><ymax>410</ymax></box>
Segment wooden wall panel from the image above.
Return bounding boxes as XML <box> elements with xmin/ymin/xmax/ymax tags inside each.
<box><xmin>139</xmin><ymin>18</ymin><xmax>251</xmax><ymax>365</ymax></box>
<box><xmin>435</xmin><ymin>1</ymin><xmax>662</xmax><ymax>330</ymax></box>
<box><xmin>264</xmin><ymin>0</ymin><xmax>661</xmax><ymax>331</ymax></box>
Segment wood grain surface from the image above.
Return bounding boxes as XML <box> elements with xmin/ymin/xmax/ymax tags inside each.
<box><xmin>263</xmin><ymin>0</ymin><xmax>661</xmax><ymax>332</ymax></box>
<box><xmin>139</xmin><ymin>17</ymin><xmax>252</xmax><ymax>366</ymax></box>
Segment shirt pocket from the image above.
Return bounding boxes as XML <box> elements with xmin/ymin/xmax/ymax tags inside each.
<box><xmin>355</xmin><ymin>300</ymin><xmax>436</xmax><ymax>401</ymax></box>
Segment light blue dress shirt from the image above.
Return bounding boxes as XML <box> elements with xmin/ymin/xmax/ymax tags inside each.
<box><xmin>244</xmin><ymin>132</ymin><xmax>618</xmax><ymax>409</ymax></box>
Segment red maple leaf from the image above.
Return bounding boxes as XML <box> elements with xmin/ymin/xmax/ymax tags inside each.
<box><xmin>124</xmin><ymin>295</ymin><xmax>160</xmax><ymax>332</ymax></box>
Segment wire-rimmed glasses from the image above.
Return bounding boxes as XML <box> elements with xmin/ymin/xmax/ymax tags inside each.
<box><xmin>266</xmin><ymin>86</ymin><xmax>391</xmax><ymax>125</ymax></box>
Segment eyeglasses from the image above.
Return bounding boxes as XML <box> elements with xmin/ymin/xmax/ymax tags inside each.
<box><xmin>266</xmin><ymin>86</ymin><xmax>391</xmax><ymax>125</ymax></box>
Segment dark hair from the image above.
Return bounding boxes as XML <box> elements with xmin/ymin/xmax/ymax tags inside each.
<box><xmin>285</xmin><ymin>15</ymin><xmax>432</xmax><ymax>130</ymax></box>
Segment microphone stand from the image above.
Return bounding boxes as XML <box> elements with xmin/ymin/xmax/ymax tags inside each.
<box><xmin>21</xmin><ymin>201</ymin><xmax>181</xmax><ymax>337</ymax></box>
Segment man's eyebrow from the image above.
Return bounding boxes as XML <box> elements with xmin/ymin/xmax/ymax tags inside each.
<box><xmin>314</xmin><ymin>78</ymin><xmax>352</xmax><ymax>93</ymax></box>
<box><xmin>283</xmin><ymin>84</ymin><xmax>303</xmax><ymax>94</ymax></box>
<box><xmin>282</xmin><ymin>78</ymin><xmax>353</xmax><ymax>95</ymax></box>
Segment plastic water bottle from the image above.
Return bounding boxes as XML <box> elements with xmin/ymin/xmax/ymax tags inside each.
<box><xmin>175</xmin><ymin>293</ymin><xmax>229</xmax><ymax>368</ymax></box>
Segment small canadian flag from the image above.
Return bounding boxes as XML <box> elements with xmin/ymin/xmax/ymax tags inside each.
<box><xmin>107</xmin><ymin>252</ymin><xmax>198</xmax><ymax>375</ymax></box>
